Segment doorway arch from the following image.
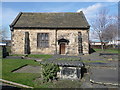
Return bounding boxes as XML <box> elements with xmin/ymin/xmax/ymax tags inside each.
<box><xmin>58</xmin><ymin>38</ymin><xmax>69</xmax><ymax>54</ymax></box>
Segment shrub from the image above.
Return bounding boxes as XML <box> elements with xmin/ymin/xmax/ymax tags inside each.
<box><xmin>42</xmin><ymin>63</ymin><xmax>60</xmax><ymax>82</ymax></box>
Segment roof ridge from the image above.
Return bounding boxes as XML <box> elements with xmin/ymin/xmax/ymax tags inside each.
<box><xmin>21</xmin><ymin>11</ymin><xmax>83</xmax><ymax>14</ymax></box>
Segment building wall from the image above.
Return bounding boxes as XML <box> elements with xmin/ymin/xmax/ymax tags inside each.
<box><xmin>56</xmin><ymin>29</ymin><xmax>89</xmax><ymax>55</ymax></box>
<box><xmin>11</xmin><ymin>29</ymin><xmax>56</xmax><ymax>54</ymax></box>
<box><xmin>11</xmin><ymin>29</ymin><xmax>89</xmax><ymax>55</ymax></box>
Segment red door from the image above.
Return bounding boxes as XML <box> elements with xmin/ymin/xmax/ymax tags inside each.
<box><xmin>60</xmin><ymin>43</ymin><xmax>65</xmax><ymax>54</ymax></box>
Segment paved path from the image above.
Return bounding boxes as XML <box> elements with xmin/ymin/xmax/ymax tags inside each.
<box><xmin>81</xmin><ymin>52</ymin><xmax>119</xmax><ymax>88</ymax></box>
<box><xmin>13</xmin><ymin>65</ymin><xmax>41</xmax><ymax>73</ymax></box>
<box><xmin>90</xmin><ymin>67</ymin><xmax>118</xmax><ymax>86</ymax></box>
<box><xmin>0</xmin><ymin>79</ymin><xmax>33</xmax><ymax>89</ymax></box>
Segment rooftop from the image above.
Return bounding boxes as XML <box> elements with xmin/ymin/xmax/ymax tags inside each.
<box><xmin>10</xmin><ymin>11</ymin><xmax>90</xmax><ymax>30</ymax></box>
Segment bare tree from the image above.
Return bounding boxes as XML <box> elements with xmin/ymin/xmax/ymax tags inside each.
<box><xmin>101</xmin><ymin>19</ymin><xmax>118</xmax><ymax>48</ymax></box>
<box><xmin>0</xmin><ymin>28</ymin><xmax>8</xmax><ymax>41</ymax></box>
<box><xmin>102</xmin><ymin>23</ymin><xmax>117</xmax><ymax>41</ymax></box>
<box><xmin>91</xmin><ymin>8</ymin><xmax>114</xmax><ymax>50</ymax></box>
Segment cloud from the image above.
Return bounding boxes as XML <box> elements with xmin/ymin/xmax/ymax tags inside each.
<box><xmin>76</xmin><ymin>3</ymin><xmax>103</xmax><ymax>40</ymax></box>
<box><xmin>76</xmin><ymin>3</ymin><xmax>104</xmax><ymax>23</ymax></box>
<box><xmin>77</xmin><ymin>3</ymin><xmax>102</xmax><ymax>16</ymax></box>
<box><xmin>77</xmin><ymin>3</ymin><xmax>102</xmax><ymax>13</ymax></box>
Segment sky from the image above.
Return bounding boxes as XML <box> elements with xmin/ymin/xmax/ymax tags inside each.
<box><xmin>1</xmin><ymin>1</ymin><xmax>118</xmax><ymax>40</ymax></box>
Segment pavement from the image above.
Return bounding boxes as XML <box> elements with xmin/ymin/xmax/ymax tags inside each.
<box><xmin>13</xmin><ymin>65</ymin><xmax>41</xmax><ymax>73</ymax></box>
<box><xmin>90</xmin><ymin>67</ymin><xmax>118</xmax><ymax>85</ymax></box>
<box><xmin>81</xmin><ymin>52</ymin><xmax>119</xmax><ymax>88</ymax></box>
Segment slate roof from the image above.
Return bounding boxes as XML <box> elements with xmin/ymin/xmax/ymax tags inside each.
<box><xmin>10</xmin><ymin>11</ymin><xmax>90</xmax><ymax>30</ymax></box>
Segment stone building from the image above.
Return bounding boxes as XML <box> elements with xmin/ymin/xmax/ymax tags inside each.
<box><xmin>10</xmin><ymin>11</ymin><xmax>90</xmax><ymax>55</ymax></box>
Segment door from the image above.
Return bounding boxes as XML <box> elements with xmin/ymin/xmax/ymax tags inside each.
<box><xmin>60</xmin><ymin>43</ymin><xmax>65</xmax><ymax>54</ymax></box>
<box><xmin>24</xmin><ymin>32</ymin><xmax>30</xmax><ymax>54</ymax></box>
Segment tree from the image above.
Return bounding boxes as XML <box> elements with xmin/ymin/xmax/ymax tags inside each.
<box><xmin>91</xmin><ymin>8</ymin><xmax>116</xmax><ymax>50</ymax></box>
<box><xmin>0</xmin><ymin>28</ymin><xmax>9</xmax><ymax>41</ymax></box>
<box><xmin>101</xmin><ymin>20</ymin><xmax>118</xmax><ymax>48</ymax></box>
<box><xmin>102</xmin><ymin>23</ymin><xmax>117</xmax><ymax>42</ymax></box>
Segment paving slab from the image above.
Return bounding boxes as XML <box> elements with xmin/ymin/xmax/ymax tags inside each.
<box><xmin>90</xmin><ymin>67</ymin><xmax>118</xmax><ymax>85</ymax></box>
<box><xmin>13</xmin><ymin>65</ymin><xmax>41</xmax><ymax>73</ymax></box>
<box><xmin>87</xmin><ymin>61</ymin><xmax>118</xmax><ymax>67</ymax></box>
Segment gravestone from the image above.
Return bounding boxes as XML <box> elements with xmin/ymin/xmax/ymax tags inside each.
<box><xmin>41</xmin><ymin>60</ymin><xmax>85</xmax><ymax>80</ymax></box>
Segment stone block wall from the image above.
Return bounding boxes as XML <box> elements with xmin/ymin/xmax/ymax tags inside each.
<box><xmin>57</xmin><ymin>30</ymin><xmax>78</xmax><ymax>55</ymax></box>
<box><xmin>57</xmin><ymin>29</ymin><xmax>89</xmax><ymax>55</ymax></box>
<box><xmin>11</xmin><ymin>30</ymin><xmax>25</xmax><ymax>54</ymax></box>
<box><xmin>81</xmin><ymin>30</ymin><xmax>89</xmax><ymax>54</ymax></box>
<box><xmin>11</xmin><ymin>29</ymin><xmax>56</xmax><ymax>54</ymax></box>
<box><xmin>11</xmin><ymin>29</ymin><xmax>89</xmax><ymax>55</ymax></box>
<box><xmin>57</xmin><ymin>66</ymin><xmax>81</xmax><ymax>79</ymax></box>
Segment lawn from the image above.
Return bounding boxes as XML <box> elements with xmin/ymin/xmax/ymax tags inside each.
<box><xmin>2</xmin><ymin>58</ymin><xmax>60</xmax><ymax>88</ymax></box>
<box><xmin>2</xmin><ymin>58</ymin><xmax>43</xmax><ymax>88</ymax></box>
<box><xmin>2</xmin><ymin>58</ymin><xmax>58</xmax><ymax>88</ymax></box>
<box><xmin>2</xmin><ymin>58</ymin><xmax>82</xmax><ymax>88</ymax></box>
<box><xmin>27</xmin><ymin>54</ymin><xmax>53</xmax><ymax>60</ymax></box>
<box><xmin>82</xmin><ymin>60</ymin><xmax>106</xmax><ymax>63</ymax></box>
<box><xmin>10</xmin><ymin>54</ymin><xmax>53</xmax><ymax>60</ymax></box>
<box><xmin>57</xmin><ymin>57</ymin><xmax>80</xmax><ymax>61</ymax></box>
<box><xmin>94</xmin><ymin>48</ymin><xmax>118</xmax><ymax>53</ymax></box>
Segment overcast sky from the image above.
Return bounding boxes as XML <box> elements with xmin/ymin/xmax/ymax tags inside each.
<box><xmin>1</xmin><ymin>1</ymin><xmax>118</xmax><ymax>40</ymax></box>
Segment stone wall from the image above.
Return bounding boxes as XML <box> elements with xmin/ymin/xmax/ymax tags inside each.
<box><xmin>11</xmin><ymin>29</ymin><xmax>56</xmax><ymax>54</ymax></box>
<box><xmin>11</xmin><ymin>29</ymin><xmax>89</xmax><ymax>55</ymax></box>
<box><xmin>56</xmin><ymin>29</ymin><xmax>89</xmax><ymax>55</ymax></box>
<box><xmin>81</xmin><ymin>30</ymin><xmax>89</xmax><ymax>54</ymax></box>
<box><xmin>57</xmin><ymin>66</ymin><xmax>81</xmax><ymax>79</ymax></box>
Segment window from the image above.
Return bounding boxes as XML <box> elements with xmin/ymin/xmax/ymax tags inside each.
<box><xmin>78</xmin><ymin>32</ymin><xmax>82</xmax><ymax>53</ymax></box>
<box><xmin>37</xmin><ymin>33</ymin><xmax>49</xmax><ymax>48</ymax></box>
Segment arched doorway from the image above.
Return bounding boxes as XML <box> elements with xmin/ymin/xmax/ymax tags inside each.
<box><xmin>58</xmin><ymin>38</ymin><xmax>69</xmax><ymax>54</ymax></box>
<box><xmin>60</xmin><ymin>43</ymin><xmax>65</xmax><ymax>54</ymax></box>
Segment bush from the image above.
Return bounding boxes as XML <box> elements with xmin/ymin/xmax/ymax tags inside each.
<box><xmin>42</xmin><ymin>63</ymin><xmax>60</xmax><ymax>82</ymax></box>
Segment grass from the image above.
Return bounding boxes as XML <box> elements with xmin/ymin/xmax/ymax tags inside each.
<box><xmin>27</xmin><ymin>54</ymin><xmax>53</xmax><ymax>60</ymax></box>
<box><xmin>2</xmin><ymin>58</ymin><xmax>42</xmax><ymax>88</ymax></box>
<box><xmin>50</xmin><ymin>79</ymin><xmax>81</xmax><ymax>88</ymax></box>
<box><xmin>82</xmin><ymin>60</ymin><xmax>106</xmax><ymax>63</ymax></box>
<box><xmin>35</xmin><ymin>79</ymin><xmax>81</xmax><ymax>88</ymax></box>
<box><xmin>2</xmin><ymin>58</ymin><xmax>59</xmax><ymax>88</ymax></box>
<box><xmin>57</xmin><ymin>57</ymin><xmax>80</xmax><ymax>61</ymax></box>
<box><xmin>2</xmin><ymin>58</ymin><xmax>82</xmax><ymax>88</ymax></box>
<box><xmin>56</xmin><ymin>57</ymin><xmax>107</xmax><ymax>64</ymax></box>
<box><xmin>10</xmin><ymin>54</ymin><xmax>25</xmax><ymax>56</ymax></box>
<box><xmin>10</xmin><ymin>54</ymin><xmax>53</xmax><ymax>60</ymax></box>
<box><xmin>94</xmin><ymin>48</ymin><xmax>118</xmax><ymax>53</ymax></box>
